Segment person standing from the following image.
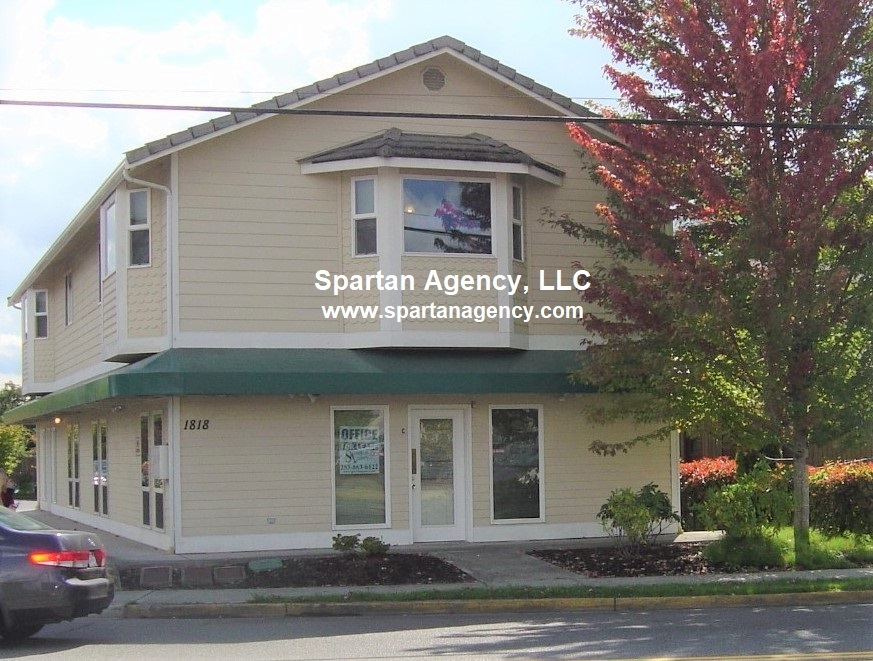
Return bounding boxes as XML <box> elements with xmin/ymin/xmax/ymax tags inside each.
<box><xmin>0</xmin><ymin>468</ymin><xmax>15</xmax><ymax>508</ymax></box>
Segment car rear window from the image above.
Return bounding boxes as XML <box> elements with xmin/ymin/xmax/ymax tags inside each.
<box><xmin>0</xmin><ymin>507</ymin><xmax>54</xmax><ymax>531</ymax></box>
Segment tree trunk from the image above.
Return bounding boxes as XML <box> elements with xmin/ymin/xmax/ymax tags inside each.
<box><xmin>792</xmin><ymin>437</ymin><xmax>811</xmax><ymax>558</ymax></box>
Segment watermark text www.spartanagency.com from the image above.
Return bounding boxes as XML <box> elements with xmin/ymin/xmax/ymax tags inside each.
<box><xmin>321</xmin><ymin>302</ymin><xmax>584</xmax><ymax>324</ymax></box>
<box><xmin>314</xmin><ymin>268</ymin><xmax>590</xmax><ymax>324</ymax></box>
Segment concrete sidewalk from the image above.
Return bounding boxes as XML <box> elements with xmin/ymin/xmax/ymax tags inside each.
<box><xmin>17</xmin><ymin>502</ymin><xmax>873</xmax><ymax>618</ymax></box>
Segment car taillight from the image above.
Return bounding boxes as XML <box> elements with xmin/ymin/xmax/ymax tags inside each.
<box><xmin>29</xmin><ymin>549</ymin><xmax>105</xmax><ymax>568</ymax></box>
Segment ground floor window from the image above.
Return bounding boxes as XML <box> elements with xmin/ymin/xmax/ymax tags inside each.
<box><xmin>490</xmin><ymin>406</ymin><xmax>543</xmax><ymax>521</ymax></box>
<box><xmin>66</xmin><ymin>423</ymin><xmax>80</xmax><ymax>508</ymax></box>
<box><xmin>91</xmin><ymin>420</ymin><xmax>108</xmax><ymax>515</ymax></box>
<box><xmin>332</xmin><ymin>407</ymin><xmax>388</xmax><ymax>527</ymax></box>
<box><xmin>140</xmin><ymin>412</ymin><xmax>165</xmax><ymax>530</ymax></box>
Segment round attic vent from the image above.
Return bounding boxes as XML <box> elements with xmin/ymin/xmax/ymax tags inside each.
<box><xmin>422</xmin><ymin>67</ymin><xmax>446</xmax><ymax>92</ymax></box>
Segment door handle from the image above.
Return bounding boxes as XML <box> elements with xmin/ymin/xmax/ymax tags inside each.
<box><xmin>411</xmin><ymin>448</ymin><xmax>417</xmax><ymax>489</ymax></box>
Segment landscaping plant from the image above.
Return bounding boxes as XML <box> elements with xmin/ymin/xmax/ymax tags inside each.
<box><xmin>597</xmin><ymin>483</ymin><xmax>678</xmax><ymax>553</ymax></box>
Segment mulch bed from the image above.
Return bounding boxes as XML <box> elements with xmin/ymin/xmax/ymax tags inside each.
<box><xmin>119</xmin><ymin>553</ymin><xmax>473</xmax><ymax>590</ymax></box>
<box><xmin>530</xmin><ymin>543</ymin><xmax>717</xmax><ymax>578</ymax></box>
<box><xmin>244</xmin><ymin>553</ymin><xmax>473</xmax><ymax>588</ymax></box>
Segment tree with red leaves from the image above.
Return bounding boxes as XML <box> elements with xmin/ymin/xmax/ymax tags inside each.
<box><xmin>557</xmin><ymin>0</ymin><xmax>873</xmax><ymax>554</ymax></box>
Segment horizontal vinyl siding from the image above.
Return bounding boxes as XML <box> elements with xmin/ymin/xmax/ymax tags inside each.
<box><xmin>101</xmin><ymin>275</ymin><xmax>118</xmax><ymax>349</ymax></box>
<box><xmin>31</xmin><ymin>228</ymin><xmax>104</xmax><ymax>385</ymax></box>
<box><xmin>177</xmin><ymin>133</ymin><xmax>341</xmax><ymax>333</ymax></box>
<box><xmin>179</xmin><ymin>397</ymin><xmax>333</xmax><ymax>536</ymax></box>
<box><xmin>400</xmin><ymin>256</ymin><xmax>500</xmax><ymax>332</ymax></box>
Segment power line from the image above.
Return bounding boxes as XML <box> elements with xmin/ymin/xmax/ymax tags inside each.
<box><xmin>2</xmin><ymin>98</ymin><xmax>872</xmax><ymax>131</ymax></box>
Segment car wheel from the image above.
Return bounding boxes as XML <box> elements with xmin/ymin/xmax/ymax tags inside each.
<box><xmin>1</xmin><ymin>624</ymin><xmax>44</xmax><ymax>641</ymax></box>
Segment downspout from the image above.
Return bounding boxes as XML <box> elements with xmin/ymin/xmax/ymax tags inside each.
<box><xmin>122</xmin><ymin>166</ymin><xmax>178</xmax><ymax>552</ymax></box>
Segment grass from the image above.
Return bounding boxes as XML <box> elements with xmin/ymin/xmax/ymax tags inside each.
<box><xmin>700</xmin><ymin>527</ymin><xmax>873</xmax><ymax>571</ymax></box>
<box><xmin>250</xmin><ymin>576</ymin><xmax>873</xmax><ymax>604</ymax></box>
<box><xmin>774</xmin><ymin>529</ymin><xmax>873</xmax><ymax>569</ymax></box>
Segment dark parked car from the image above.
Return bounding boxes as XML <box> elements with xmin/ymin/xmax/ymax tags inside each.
<box><xmin>0</xmin><ymin>506</ymin><xmax>114</xmax><ymax>641</ymax></box>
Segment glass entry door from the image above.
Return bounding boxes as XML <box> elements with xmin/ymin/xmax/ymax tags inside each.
<box><xmin>410</xmin><ymin>409</ymin><xmax>466</xmax><ymax>542</ymax></box>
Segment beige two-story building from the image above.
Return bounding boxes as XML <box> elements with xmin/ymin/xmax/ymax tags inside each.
<box><xmin>5</xmin><ymin>36</ymin><xmax>678</xmax><ymax>553</ymax></box>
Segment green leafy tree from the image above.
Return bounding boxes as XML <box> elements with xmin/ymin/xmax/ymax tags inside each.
<box><xmin>0</xmin><ymin>382</ymin><xmax>32</xmax><ymax>476</ymax></box>
<box><xmin>557</xmin><ymin>0</ymin><xmax>873</xmax><ymax>556</ymax></box>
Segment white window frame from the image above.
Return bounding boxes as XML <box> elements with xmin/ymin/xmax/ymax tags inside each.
<box><xmin>128</xmin><ymin>189</ymin><xmax>151</xmax><ymax>267</ymax></box>
<box><xmin>352</xmin><ymin>177</ymin><xmax>377</xmax><ymax>256</ymax></box>
<box><xmin>488</xmin><ymin>405</ymin><xmax>545</xmax><ymax>524</ymax></box>
<box><xmin>100</xmin><ymin>196</ymin><xmax>116</xmax><ymax>279</ymax></box>
<box><xmin>511</xmin><ymin>184</ymin><xmax>524</xmax><ymax>262</ymax></box>
<box><xmin>402</xmin><ymin>175</ymin><xmax>495</xmax><ymax>257</ymax></box>
<box><xmin>34</xmin><ymin>289</ymin><xmax>48</xmax><ymax>339</ymax></box>
<box><xmin>330</xmin><ymin>405</ymin><xmax>391</xmax><ymax>530</ymax></box>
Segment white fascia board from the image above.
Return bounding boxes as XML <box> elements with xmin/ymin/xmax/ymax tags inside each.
<box><xmin>300</xmin><ymin>156</ymin><xmax>563</xmax><ymax>185</ymax></box>
<box><xmin>8</xmin><ymin>163</ymin><xmax>124</xmax><ymax>304</ymax></box>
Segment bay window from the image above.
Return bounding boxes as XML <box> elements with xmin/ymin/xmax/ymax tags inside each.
<box><xmin>352</xmin><ymin>178</ymin><xmax>377</xmax><ymax>256</ymax></box>
<box><xmin>129</xmin><ymin>189</ymin><xmax>150</xmax><ymax>266</ymax></box>
<box><xmin>403</xmin><ymin>178</ymin><xmax>492</xmax><ymax>254</ymax></box>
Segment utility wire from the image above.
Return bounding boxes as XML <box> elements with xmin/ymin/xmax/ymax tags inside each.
<box><xmin>2</xmin><ymin>98</ymin><xmax>872</xmax><ymax>131</ymax></box>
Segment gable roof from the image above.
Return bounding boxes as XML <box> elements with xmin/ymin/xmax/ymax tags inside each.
<box><xmin>124</xmin><ymin>34</ymin><xmax>602</xmax><ymax>167</ymax></box>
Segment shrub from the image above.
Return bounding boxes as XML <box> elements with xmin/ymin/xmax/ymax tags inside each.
<box><xmin>360</xmin><ymin>536</ymin><xmax>390</xmax><ymax>556</ymax></box>
<box><xmin>696</xmin><ymin>462</ymin><xmax>792</xmax><ymax>540</ymax></box>
<box><xmin>679</xmin><ymin>457</ymin><xmax>737</xmax><ymax>530</ymax></box>
<box><xmin>703</xmin><ymin>534</ymin><xmax>788</xmax><ymax>570</ymax></box>
<box><xmin>331</xmin><ymin>533</ymin><xmax>391</xmax><ymax>556</ymax></box>
<box><xmin>809</xmin><ymin>461</ymin><xmax>873</xmax><ymax>538</ymax></box>
<box><xmin>331</xmin><ymin>533</ymin><xmax>361</xmax><ymax>553</ymax></box>
<box><xmin>597</xmin><ymin>483</ymin><xmax>678</xmax><ymax>552</ymax></box>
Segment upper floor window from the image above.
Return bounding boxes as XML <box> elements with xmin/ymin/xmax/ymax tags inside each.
<box><xmin>352</xmin><ymin>178</ymin><xmax>376</xmax><ymax>256</ymax></box>
<box><xmin>34</xmin><ymin>290</ymin><xmax>48</xmax><ymax>339</ymax></box>
<box><xmin>511</xmin><ymin>185</ymin><xmax>524</xmax><ymax>262</ymax></box>
<box><xmin>403</xmin><ymin>178</ymin><xmax>492</xmax><ymax>255</ymax></box>
<box><xmin>64</xmin><ymin>274</ymin><xmax>73</xmax><ymax>326</ymax></box>
<box><xmin>128</xmin><ymin>189</ymin><xmax>150</xmax><ymax>266</ymax></box>
<box><xmin>100</xmin><ymin>198</ymin><xmax>116</xmax><ymax>279</ymax></box>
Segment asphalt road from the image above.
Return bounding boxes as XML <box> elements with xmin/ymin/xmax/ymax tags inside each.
<box><xmin>4</xmin><ymin>602</ymin><xmax>872</xmax><ymax>660</ymax></box>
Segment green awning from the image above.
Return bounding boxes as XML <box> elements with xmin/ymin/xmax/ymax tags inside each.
<box><xmin>3</xmin><ymin>348</ymin><xmax>592</xmax><ymax>423</ymax></box>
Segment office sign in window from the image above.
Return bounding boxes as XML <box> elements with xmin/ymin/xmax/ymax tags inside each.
<box><xmin>332</xmin><ymin>408</ymin><xmax>388</xmax><ymax>526</ymax></box>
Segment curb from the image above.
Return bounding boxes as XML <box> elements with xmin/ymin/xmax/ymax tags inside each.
<box><xmin>123</xmin><ymin>589</ymin><xmax>873</xmax><ymax>619</ymax></box>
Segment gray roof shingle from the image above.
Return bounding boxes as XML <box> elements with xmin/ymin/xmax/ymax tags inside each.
<box><xmin>299</xmin><ymin>128</ymin><xmax>565</xmax><ymax>177</ymax></box>
<box><xmin>125</xmin><ymin>35</ymin><xmax>597</xmax><ymax>165</ymax></box>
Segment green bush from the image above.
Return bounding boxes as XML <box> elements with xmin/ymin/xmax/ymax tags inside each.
<box><xmin>331</xmin><ymin>533</ymin><xmax>390</xmax><ymax>556</ymax></box>
<box><xmin>679</xmin><ymin>457</ymin><xmax>738</xmax><ymax>530</ymax></box>
<box><xmin>696</xmin><ymin>462</ymin><xmax>792</xmax><ymax>540</ymax></box>
<box><xmin>597</xmin><ymin>483</ymin><xmax>678</xmax><ymax>551</ymax></box>
<box><xmin>331</xmin><ymin>533</ymin><xmax>361</xmax><ymax>553</ymax></box>
<box><xmin>703</xmin><ymin>534</ymin><xmax>788</xmax><ymax>570</ymax></box>
<box><xmin>360</xmin><ymin>536</ymin><xmax>390</xmax><ymax>556</ymax></box>
<box><xmin>809</xmin><ymin>461</ymin><xmax>873</xmax><ymax>537</ymax></box>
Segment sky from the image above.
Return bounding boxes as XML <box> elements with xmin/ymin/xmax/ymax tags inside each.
<box><xmin>0</xmin><ymin>0</ymin><xmax>619</xmax><ymax>386</ymax></box>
